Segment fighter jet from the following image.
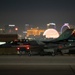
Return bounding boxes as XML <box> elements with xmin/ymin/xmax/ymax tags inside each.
<box><xmin>42</xmin><ymin>28</ymin><xmax>75</xmax><ymax>55</ymax></box>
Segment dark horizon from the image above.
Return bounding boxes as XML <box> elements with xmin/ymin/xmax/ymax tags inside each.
<box><xmin>0</xmin><ymin>0</ymin><xmax>75</xmax><ymax>33</ymax></box>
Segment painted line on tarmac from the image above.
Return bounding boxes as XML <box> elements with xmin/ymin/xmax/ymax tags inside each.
<box><xmin>0</xmin><ymin>63</ymin><xmax>75</xmax><ymax>65</ymax></box>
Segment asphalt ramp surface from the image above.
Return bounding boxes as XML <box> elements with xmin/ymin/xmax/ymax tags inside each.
<box><xmin>0</xmin><ymin>65</ymin><xmax>75</xmax><ymax>75</ymax></box>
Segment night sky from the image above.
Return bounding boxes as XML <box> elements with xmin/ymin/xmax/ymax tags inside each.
<box><xmin>0</xmin><ymin>0</ymin><xmax>75</xmax><ymax>32</ymax></box>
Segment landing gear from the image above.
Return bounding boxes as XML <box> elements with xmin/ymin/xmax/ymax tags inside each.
<box><xmin>52</xmin><ymin>52</ymin><xmax>55</xmax><ymax>56</ymax></box>
<box><xmin>28</xmin><ymin>51</ymin><xmax>32</xmax><ymax>56</ymax></box>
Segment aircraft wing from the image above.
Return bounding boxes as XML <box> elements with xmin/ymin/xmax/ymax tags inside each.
<box><xmin>42</xmin><ymin>28</ymin><xmax>75</xmax><ymax>44</ymax></box>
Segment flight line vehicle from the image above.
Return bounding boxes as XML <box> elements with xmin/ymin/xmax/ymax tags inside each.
<box><xmin>42</xmin><ymin>28</ymin><xmax>75</xmax><ymax>55</ymax></box>
<box><xmin>16</xmin><ymin>39</ymin><xmax>44</xmax><ymax>55</ymax></box>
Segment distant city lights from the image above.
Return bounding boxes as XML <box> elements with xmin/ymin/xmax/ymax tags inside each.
<box><xmin>43</xmin><ymin>28</ymin><xmax>59</xmax><ymax>39</ymax></box>
<box><xmin>60</xmin><ymin>23</ymin><xmax>70</xmax><ymax>34</ymax></box>
<box><xmin>9</xmin><ymin>24</ymin><xmax>15</xmax><ymax>27</ymax></box>
<box><xmin>0</xmin><ymin>23</ymin><xmax>74</xmax><ymax>39</ymax></box>
<box><xmin>15</xmin><ymin>27</ymin><xmax>18</xmax><ymax>31</ymax></box>
<box><xmin>47</xmin><ymin>23</ymin><xmax>56</xmax><ymax>29</ymax></box>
